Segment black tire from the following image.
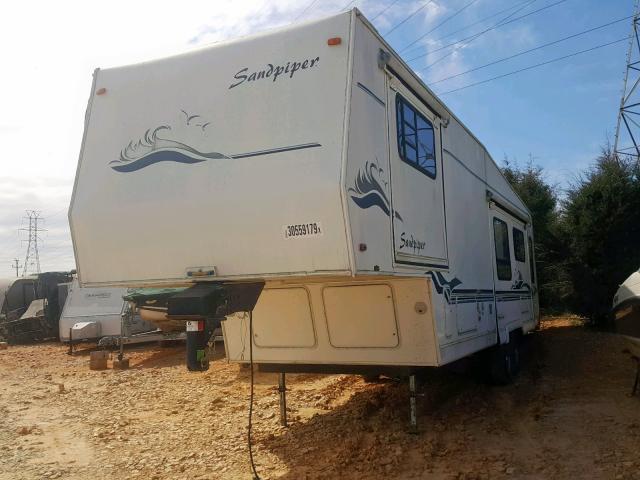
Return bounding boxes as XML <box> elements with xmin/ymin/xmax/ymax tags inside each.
<box><xmin>488</xmin><ymin>334</ymin><xmax>521</xmax><ymax>385</ymax></box>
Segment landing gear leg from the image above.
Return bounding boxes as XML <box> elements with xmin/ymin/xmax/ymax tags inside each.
<box><xmin>278</xmin><ymin>372</ymin><xmax>287</xmax><ymax>427</ymax></box>
<box><xmin>67</xmin><ymin>328</ymin><xmax>74</xmax><ymax>356</ymax></box>
<box><xmin>632</xmin><ymin>356</ymin><xmax>640</xmax><ymax>396</ymax></box>
<box><xmin>409</xmin><ymin>374</ymin><xmax>418</xmax><ymax>434</ymax></box>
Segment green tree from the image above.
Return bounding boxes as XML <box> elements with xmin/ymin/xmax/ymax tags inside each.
<box><xmin>502</xmin><ymin>158</ymin><xmax>570</xmax><ymax>311</ymax></box>
<box><xmin>563</xmin><ymin>149</ymin><xmax>640</xmax><ymax>322</ymax></box>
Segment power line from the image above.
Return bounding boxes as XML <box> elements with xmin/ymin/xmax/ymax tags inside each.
<box><xmin>414</xmin><ymin>0</ymin><xmax>534</xmax><ymax>50</ymax></box>
<box><xmin>385</xmin><ymin>0</ymin><xmax>435</xmax><ymax>36</ymax></box>
<box><xmin>437</xmin><ymin>37</ymin><xmax>628</xmax><ymax>95</ymax></box>
<box><xmin>419</xmin><ymin>0</ymin><xmax>542</xmax><ymax>70</ymax></box>
<box><xmin>341</xmin><ymin>0</ymin><xmax>358</xmax><ymax>11</ymax></box>
<box><xmin>399</xmin><ymin>0</ymin><xmax>480</xmax><ymax>53</ymax></box>
<box><xmin>47</xmin><ymin>206</ymin><xmax>69</xmax><ymax>221</ymax></box>
<box><xmin>292</xmin><ymin>0</ymin><xmax>322</xmax><ymax>22</ymax></box>
<box><xmin>406</xmin><ymin>0</ymin><xmax>571</xmax><ymax>64</ymax></box>
<box><xmin>427</xmin><ymin>15</ymin><xmax>634</xmax><ymax>85</ymax></box>
<box><xmin>404</xmin><ymin>0</ymin><xmax>535</xmax><ymax>59</ymax></box>
<box><xmin>371</xmin><ymin>0</ymin><xmax>402</xmax><ymax>21</ymax></box>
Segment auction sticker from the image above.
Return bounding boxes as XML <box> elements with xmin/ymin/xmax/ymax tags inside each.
<box><xmin>283</xmin><ymin>222</ymin><xmax>323</xmax><ymax>239</ymax></box>
<box><xmin>186</xmin><ymin>320</ymin><xmax>204</xmax><ymax>332</ymax></box>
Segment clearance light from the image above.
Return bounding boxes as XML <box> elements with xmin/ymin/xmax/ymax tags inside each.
<box><xmin>96</xmin><ymin>88</ymin><xmax>107</xmax><ymax>95</ymax></box>
<box><xmin>327</xmin><ymin>37</ymin><xmax>342</xmax><ymax>46</ymax></box>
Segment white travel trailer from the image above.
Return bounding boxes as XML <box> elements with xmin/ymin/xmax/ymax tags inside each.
<box><xmin>613</xmin><ymin>268</ymin><xmax>640</xmax><ymax>338</ymax></box>
<box><xmin>59</xmin><ymin>279</ymin><xmax>155</xmax><ymax>343</ymax></box>
<box><xmin>70</xmin><ymin>9</ymin><xmax>538</xmax><ymax>424</ymax></box>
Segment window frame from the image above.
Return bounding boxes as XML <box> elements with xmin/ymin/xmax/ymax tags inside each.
<box><xmin>492</xmin><ymin>217</ymin><xmax>512</xmax><ymax>281</ymax></box>
<box><xmin>512</xmin><ymin>227</ymin><xmax>526</xmax><ymax>263</ymax></box>
<box><xmin>395</xmin><ymin>94</ymin><xmax>437</xmax><ymax>179</ymax></box>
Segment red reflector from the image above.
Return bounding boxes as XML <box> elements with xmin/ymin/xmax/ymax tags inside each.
<box><xmin>327</xmin><ymin>37</ymin><xmax>342</xmax><ymax>46</ymax></box>
<box><xmin>96</xmin><ymin>88</ymin><xmax>107</xmax><ymax>95</ymax></box>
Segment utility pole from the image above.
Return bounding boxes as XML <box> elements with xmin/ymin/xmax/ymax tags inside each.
<box><xmin>20</xmin><ymin>210</ymin><xmax>45</xmax><ymax>277</ymax></box>
<box><xmin>614</xmin><ymin>0</ymin><xmax>640</xmax><ymax>160</ymax></box>
<box><xmin>11</xmin><ymin>259</ymin><xmax>21</xmax><ymax>277</ymax></box>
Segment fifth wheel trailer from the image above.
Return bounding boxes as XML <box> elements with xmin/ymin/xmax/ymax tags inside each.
<box><xmin>69</xmin><ymin>9</ymin><xmax>539</xmax><ymax>426</ymax></box>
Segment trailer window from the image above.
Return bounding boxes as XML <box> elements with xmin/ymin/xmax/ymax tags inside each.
<box><xmin>528</xmin><ymin>236</ymin><xmax>536</xmax><ymax>284</ymax></box>
<box><xmin>512</xmin><ymin>227</ymin><xmax>526</xmax><ymax>262</ymax></box>
<box><xmin>493</xmin><ymin>218</ymin><xmax>512</xmax><ymax>281</ymax></box>
<box><xmin>395</xmin><ymin>95</ymin><xmax>436</xmax><ymax>179</ymax></box>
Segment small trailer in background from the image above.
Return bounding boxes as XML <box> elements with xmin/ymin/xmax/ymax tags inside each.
<box><xmin>613</xmin><ymin>268</ymin><xmax>640</xmax><ymax>338</ymax></box>
<box><xmin>70</xmin><ymin>9</ymin><xmax>539</xmax><ymax>428</ymax></box>
<box><xmin>60</xmin><ymin>278</ymin><xmax>173</xmax><ymax>348</ymax></box>
<box><xmin>612</xmin><ymin>268</ymin><xmax>640</xmax><ymax>396</ymax></box>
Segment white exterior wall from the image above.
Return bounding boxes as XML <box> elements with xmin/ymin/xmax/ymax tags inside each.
<box><xmin>343</xmin><ymin>14</ymin><xmax>534</xmax><ymax>365</ymax></box>
<box><xmin>70</xmin><ymin>14</ymin><xmax>354</xmax><ymax>287</ymax></box>
<box><xmin>344</xmin><ymin>20</ymin><xmax>395</xmax><ymax>274</ymax></box>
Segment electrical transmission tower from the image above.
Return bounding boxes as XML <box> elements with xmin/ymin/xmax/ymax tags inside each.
<box><xmin>20</xmin><ymin>210</ymin><xmax>44</xmax><ymax>277</ymax></box>
<box><xmin>614</xmin><ymin>0</ymin><xmax>640</xmax><ymax>160</ymax></box>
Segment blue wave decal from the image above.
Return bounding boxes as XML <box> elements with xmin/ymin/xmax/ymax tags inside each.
<box><xmin>111</xmin><ymin>114</ymin><xmax>323</xmax><ymax>173</ymax></box>
<box><xmin>429</xmin><ymin>271</ymin><xmax>462</xmax><ymax>303</ymax></box>
<box><xmin>348</xmin><ymin>160</ymin><xmax>403</xmax><ymax>221</ymax></box>
<box><xmin>109</xmin><ymin>122</ymin><xmax>232</xmax><ymax>173</ymax></box>
<box><xmin>351</xmin><ymin>191</ymin><xmax>393</xmax><ymax>216</ymax></box>
<box><xmin>111</xmin><ymin>149</ymin><xmax>211</xmax><ymax>172</ymax></box>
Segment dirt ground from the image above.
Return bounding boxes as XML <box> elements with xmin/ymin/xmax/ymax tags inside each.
<box><xmin>0</xmin><ymin>316</ymin><xmax>639</xmax><ymax>480</ymax></box>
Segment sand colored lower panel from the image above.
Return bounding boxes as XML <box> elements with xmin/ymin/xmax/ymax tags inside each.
<box><xmin>222</xmin><ymin>276</ymin><xmax>438</xmax><ymax>367</ymax></box>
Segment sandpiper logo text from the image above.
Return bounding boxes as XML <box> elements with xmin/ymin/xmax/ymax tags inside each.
<box><xmin>229</xmin><ymin>56</ymin><xmax>320</xmax><ymax>89</ymax></box>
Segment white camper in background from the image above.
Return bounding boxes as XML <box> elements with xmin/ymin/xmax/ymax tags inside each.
<box><xmin>70</xmin><ymin>9</ymin><xmax>538</xmax><ymax>424</ymax></box>
<box><xmin>613</xmin><ymin>268</ymin><xmax>640</xmax><ymax>338</ymax></box>
<box><xmin>59</xmin><ymin>279</ymin><xmax>155</xmax><ymax>342</ymax></box>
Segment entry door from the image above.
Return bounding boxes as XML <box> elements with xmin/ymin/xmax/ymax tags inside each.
<box><xmin>489</xmin><ymin>206</ymin><xmax>533</xmax><ymax>333</ymax></box>
<box><xmin>387</xmin><ymin>76</ymin><xmax>448</xmax><ymax>268</ymax></box>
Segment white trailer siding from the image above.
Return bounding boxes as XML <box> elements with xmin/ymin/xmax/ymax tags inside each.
<box><xmin>342</xmin><ymin>16</ymin><xmax>534</xmax><ymax>363</ymax></box>
<box><xmin>70</xmin><ymin>14</ymin><xmax>354</xmax><ymax>286</ymax></box>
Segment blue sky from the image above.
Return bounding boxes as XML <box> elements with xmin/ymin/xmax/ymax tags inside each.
<box><xmin>371</xmin><ymin>0</ymin><xmax>631</xmax><ymax>184</ymax></box>
<box><xmin>0</xmin><ymin>0</ymin><xmax>634</xmax><ymax>274</ymax></box>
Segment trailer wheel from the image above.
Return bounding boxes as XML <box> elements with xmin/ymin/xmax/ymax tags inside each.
<box><xmin>488</xmin><ymin>335</ymin><xmax>520</xmax><ymax>385</ymax></box>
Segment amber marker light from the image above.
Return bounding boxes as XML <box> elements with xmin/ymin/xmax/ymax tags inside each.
<box><xmin>96</xmin><ymin>88</ymin><xmax>107</xmax><ymax>95</ymax></box>
<box><xmin>327</xmin><ymin>37</ymin><xmax>342</xmax><ymax>46</ymax></box>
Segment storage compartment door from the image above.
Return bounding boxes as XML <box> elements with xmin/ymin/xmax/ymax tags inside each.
<box><xmin>252</xmin><ymin>287</ymin><xmax>316</xmax><ymax>348</ymax></box>
<box><xmin>323</xmin><ymin>284</ymin><xmax>398</xmax><ymax>348</ymax></box>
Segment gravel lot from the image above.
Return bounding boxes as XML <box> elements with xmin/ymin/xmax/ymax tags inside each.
<box><xmin>1</xmin><ymin>316</ymin><xmax>639</xmax><ymax>479</ymax></box>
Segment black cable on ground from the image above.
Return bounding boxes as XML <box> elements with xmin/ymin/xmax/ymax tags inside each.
<box><xmin>248</xmin><ymin>310</ymin><xmax>261</xmax><ymax>480</ymax></box>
